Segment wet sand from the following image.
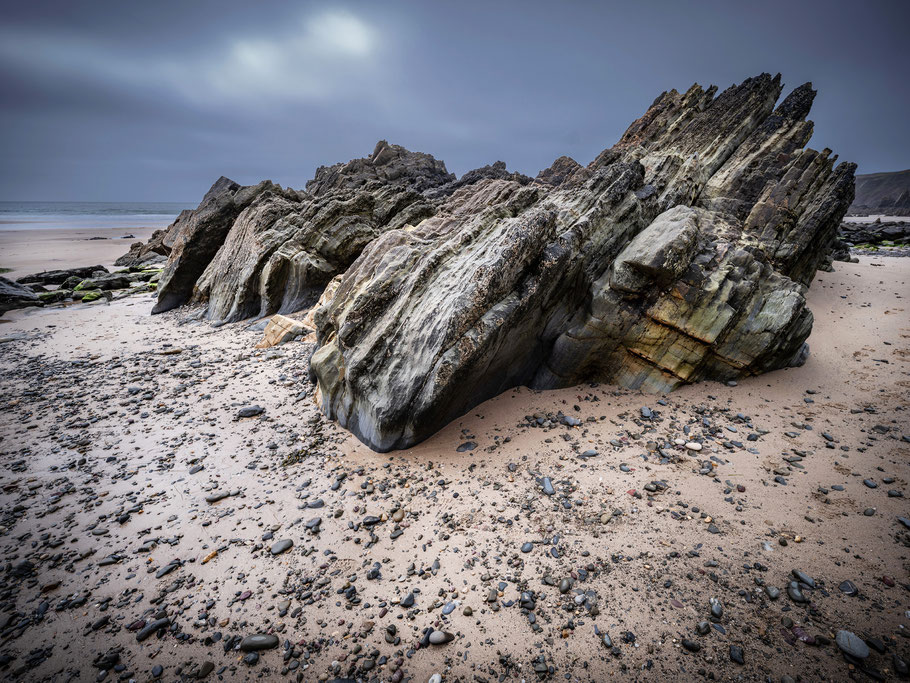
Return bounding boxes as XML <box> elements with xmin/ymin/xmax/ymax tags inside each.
<box><xmin>0</xmin><ymin>227</ymin><xmax>157</xmax><ymax>281</ymax></box>
<box><xmin>0</xmin><ymin>256</ymin><xmax>908</xmax><ymax>681</ymax></box>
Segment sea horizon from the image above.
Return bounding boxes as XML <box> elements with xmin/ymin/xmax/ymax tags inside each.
<box><xmin>0</xmin><ymin>200</ymin><xmax>191</xmax><ymax>231</ymax></box>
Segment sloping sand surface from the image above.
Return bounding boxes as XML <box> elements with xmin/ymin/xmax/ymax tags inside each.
<box><xmin>0</xmin><ymin>227</ymin><xmax>157</xmax><ymax>281</ymax></box>
<box><xmin>0</xmin><ymin>256</ymin><xmax>907</xmax><ymax>681</ymax></box>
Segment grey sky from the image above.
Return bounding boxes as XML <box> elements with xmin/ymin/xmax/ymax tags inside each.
<box><xmin>1</xmin><ymin>0</ymin><xmax>907</xmax><ymax>201</ymax></box>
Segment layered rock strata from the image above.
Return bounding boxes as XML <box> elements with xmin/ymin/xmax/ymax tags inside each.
<box><xmin>129</xmin><ymin>74</ymin><xmax>855</xmax><ymax>451</ymax></box>
<box><xmin>310</xmin><ymin>75</ymin><xmax>855</xmax><ymax>450</ymax></box>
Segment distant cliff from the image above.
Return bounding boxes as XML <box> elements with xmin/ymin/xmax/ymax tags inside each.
<box><xmin>850</xmin><ymin>169</ymin><xmax>910</xmax><ymax>213</ymax></box>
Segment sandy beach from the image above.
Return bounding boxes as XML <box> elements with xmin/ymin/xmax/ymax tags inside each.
<box><xmin>0</xmin><ymin>227</ymin><xmax>157</xmax><ymax>282</ymax></box>
<box><xmin>0</xmin><ymin>250</ymin><xmax>907</xmax><ymax>681</ymax></box>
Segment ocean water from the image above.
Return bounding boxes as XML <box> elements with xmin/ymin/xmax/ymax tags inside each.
<box><xmin>0</xmin><ymin>201</ymin><xmax>191</xmax><ymax>231</ymax></box>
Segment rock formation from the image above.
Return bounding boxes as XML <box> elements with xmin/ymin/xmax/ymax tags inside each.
<box><xmin>129</xmin><ymin>74</ymin><xmax>856</xmax><ymax>451</ymax></box>
<box><xmin>0</xmin><ymin>277</ymin><xmax>40</xmax><ymax>316</ymax></box>
<box><xmin>149</xmin><ymin>143</ymin><xmax>460</xmax><ymax>322</ymax></box>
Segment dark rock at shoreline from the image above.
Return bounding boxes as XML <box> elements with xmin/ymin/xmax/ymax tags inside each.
<box><xmin>0</xmin><ymin>276</ymin><xmax>41</xmax><ymax>315</ymax></box>
<box><xmin>830</xmin><ymin>219</ymin><xmax>910</xmax><ymax>263</ymax></box>
<box><xmin>16</xmin><ymin>265</ymin><xmax>108</xmax><ymax>286</ymax></box>
<box><xmin>841</xmin><ymin>220</ymin><xmax>910</xmax><ymax>246</ymax></box>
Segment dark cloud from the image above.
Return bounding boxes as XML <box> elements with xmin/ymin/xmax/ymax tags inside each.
<box><xmin>1</xmin><ymin>0</ymin><xmax>907</xmax><ymax>201</ymax></box>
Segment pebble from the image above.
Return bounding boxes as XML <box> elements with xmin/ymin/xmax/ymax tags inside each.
<box><xmin>709</xmin><ymin>597</ymin><xmax>723</xmax><ymax>620</ymax></box>
<box><xmin>791</xmin><ymin>569</ymin><xmax>815</xmax><ymax>588</ymax></box>
<box><xmin>835</xmin><ymin>629</ymin><xmax>870</xmax><ymax>659</ymax></box>
<box><xmin>428</xmin><ymin>630</ymin><xmax>454</xmax><ymax>645</ymax></box>
<box><xmin>239</xmin><ymin>634</ymin><xmax>279</xmax><ymax>652</ymax></box>
<box><xmin>136</xmin><ymin>617</ymin><xmax>169</xmax><ymax>642</ymax></box>
<box><xmin>838</xmin><ymin>580</ymin><xmax>858</xmax><ymax>597</ymax></box>
<box><xmin>787</xmin><ymin>585</ymin><xmax>808</xmax><ymax>603</ymax></box>
<box><xmin>236</xmin><ymin>405</ymin><xmax>264</xmax><ymax>418</ymax></box>
<box><xmin>270</xmin><ymin>539</ymin><xmax>293</xmax><ymax>555</ymax></box>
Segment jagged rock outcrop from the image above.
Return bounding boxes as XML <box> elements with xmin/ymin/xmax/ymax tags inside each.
<box><xmin>425</xmin><ymin>160</ymin><xmax>533</xmax><ymax>199</ymax></box>
<box><xmin>151</xmin><ymin>177</ymin><xmax>292</xmax><ymax>314</ymax></box>
<box><xmin>115</xmin><ymin>225</ymin><xmax>181</xmax><ymax>267</ymax></box>
<box><xmin>129</xmin><ymin>74</ymin><xmax>856</xmax><ymax>452</ymax></box>
<box><xmin>144</xmin><ymin>141</ymin><xmax>523</xmax><ymax>323</ymax></box>
<box><xmin>190</xmin><ymin>144</ymin><xmax>444</xmax><ymax>323</ymax></box>
<box><xmin>309</xmin><ymin>74</ymin><xmax>855</xmax><ymax>451</ymax></box>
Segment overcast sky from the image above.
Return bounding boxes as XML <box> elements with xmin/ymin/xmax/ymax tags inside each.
<box><xmin>1</xmin><ymin>0</ymin><xmax>907</xmax><ymax>202</ymax></box>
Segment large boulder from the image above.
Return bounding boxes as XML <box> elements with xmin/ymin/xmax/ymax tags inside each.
<box><xmin>0</xmin><ymin>276</ymin><xmax>41</xmax><ymax>315</ymax></box>
<box><xmin>309</xmin><ymin>74</ymin><xmax>856</xmax><ymax>451</ymax></box>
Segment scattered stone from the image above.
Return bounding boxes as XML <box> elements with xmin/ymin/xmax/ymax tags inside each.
<box><xmin>239</xmin><ymin>634</ymin><xmax>279</xmax><ymax>652</ymax></box>
<box><xmin>835</xmin><ymin>630</ymin><xmax>870</xmax><ymax>659</ymax></box>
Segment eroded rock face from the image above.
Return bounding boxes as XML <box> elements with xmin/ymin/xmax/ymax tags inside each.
<box><xmin>130</xmin><ymin>74</ymin><xmax>855</xmax><ymax>452</ymax></box>
<box><xmin>309</xmin><ymin>74</ymin><xmax>855</xmax><ymax>451</ymax></box>
<box><xmin>190</xmin><ymin>166</ymin><xmax>439</xmax><ymax>323</ymax></box>
<box><xmin>147</xmin><ymin>142</ymin><xmax>464</xmax><ymax>323</ymax></box>
<box><xmin>152</xmin><ymin>177</ymin><xmax>291</xmax><ymax>314</ymax></box>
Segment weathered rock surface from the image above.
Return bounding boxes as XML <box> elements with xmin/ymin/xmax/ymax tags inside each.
<box><xmin>146</xmin><ymin>142</ymin><xmax>478</xmax><ymax>322</ymax></box>
<box><xmin>309</xmin><ymin>75</ymin><xmax>855</xmax><ymax>450</ymax></box>
<box><xmin>127</xmin><ymin>74</ymin><xmax>855</xmax><ymax>451</ymax></box>
<box><xmin>255</xmin><ymin>314</ymin><xmax>311</xmax><ymax>348</ymax></box>
<box><xmin>151</xmin><ymin>177</ymin><xmax>292</xmax><ymax>314</ymax></box>
<box><xmin>191</xmin><ymin>156</ymin><xmax>439</xmax><ymax>322</ymax></box>
<box><xmin>0</xmin><ymin>276</ymin><xmax>40</xmax><ymax>315</ymax></box>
